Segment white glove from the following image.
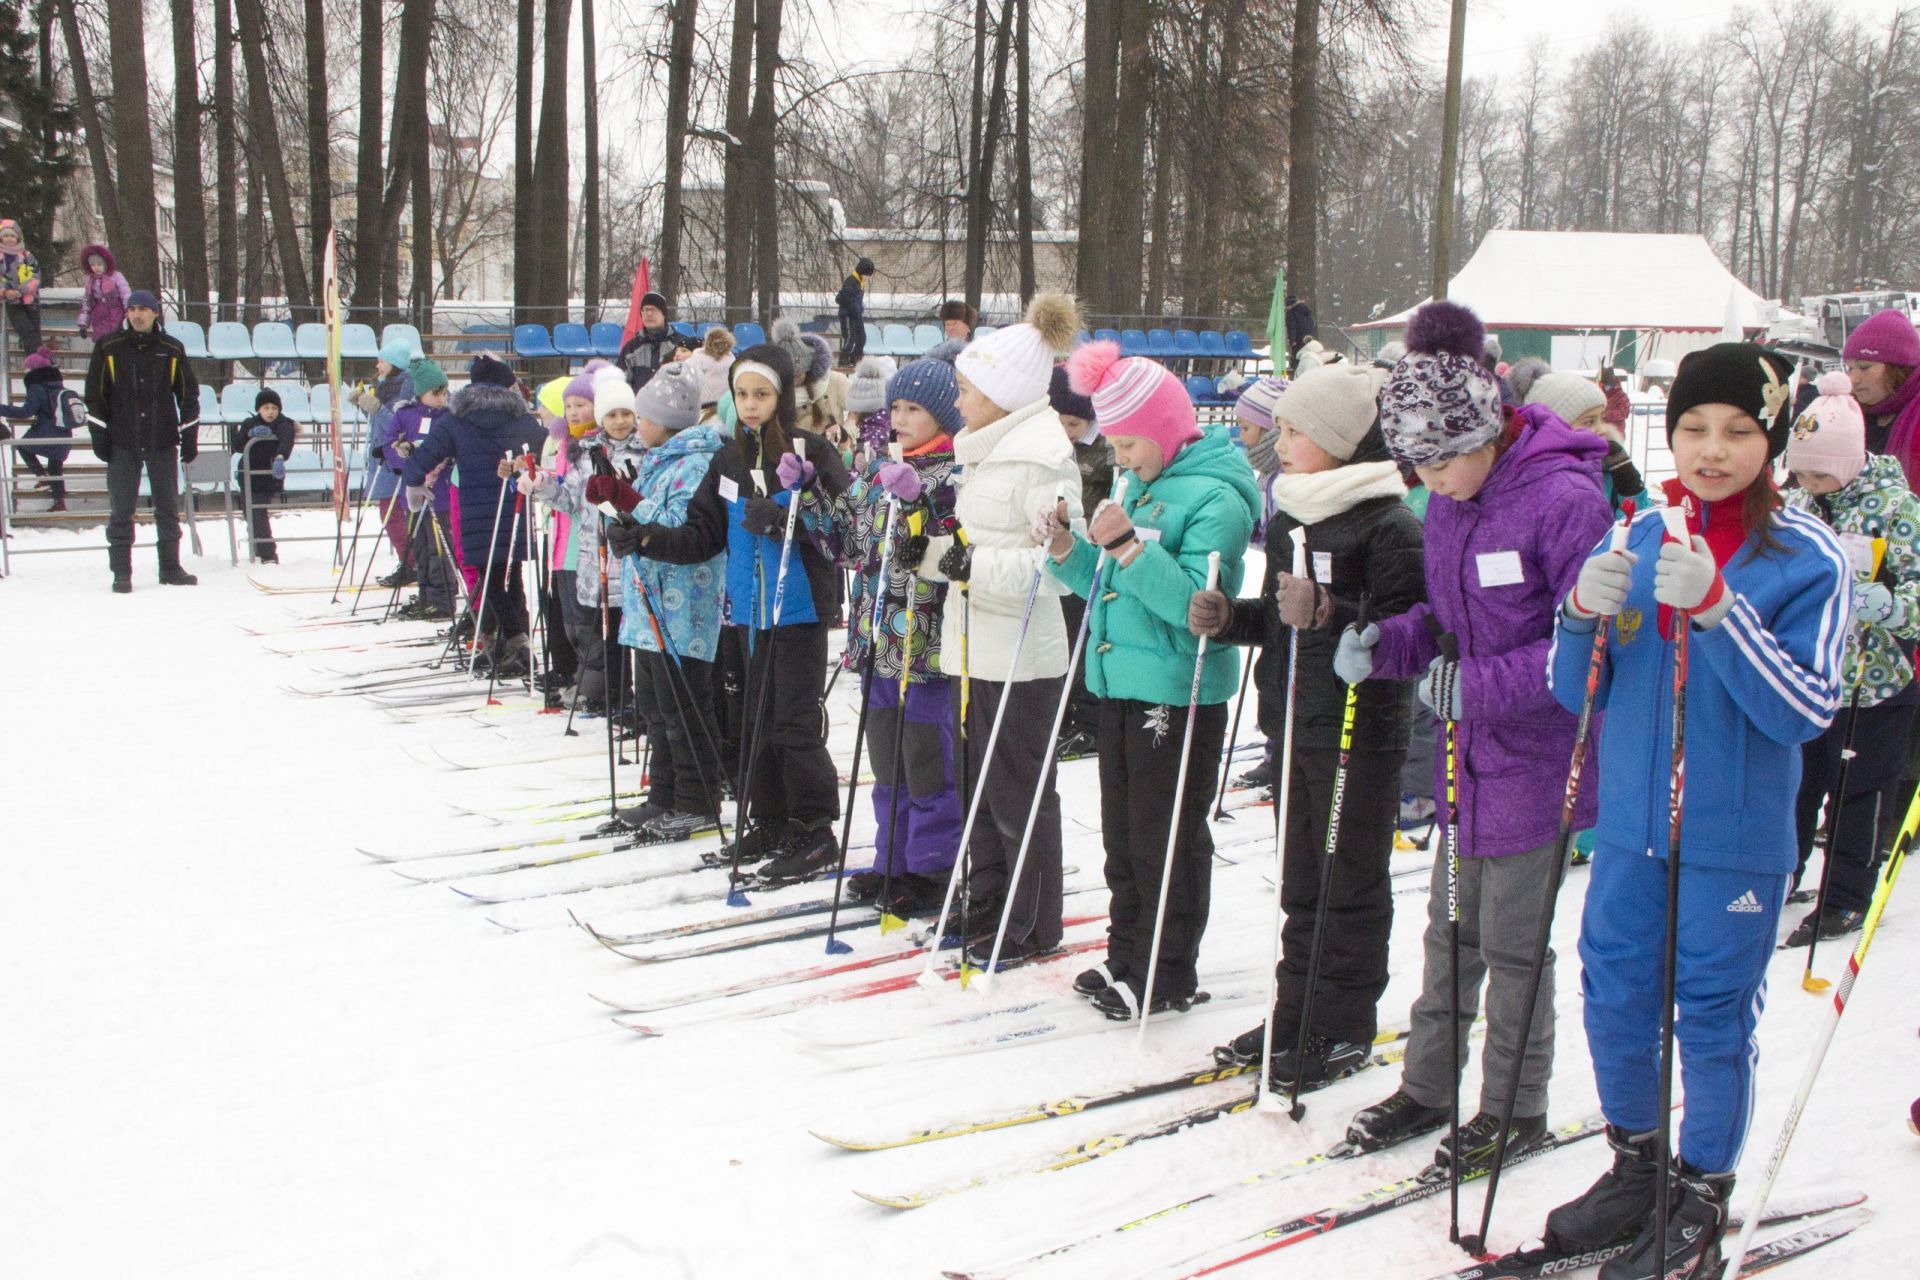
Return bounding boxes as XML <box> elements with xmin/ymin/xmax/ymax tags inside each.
<box><xmin>1653</xmin><ymin>535</ymin><xmax>1731</xmax><ymax>627</ymax></box>
<box><xmin>1566</xmin><ymin>549</ymin><xmax>1637</xmax><ymax>619</ymax></box>
<box><xmin>1332</xmin><ymin>623</ymin><xmax>1381</xmax><ymax>685</ymax></box>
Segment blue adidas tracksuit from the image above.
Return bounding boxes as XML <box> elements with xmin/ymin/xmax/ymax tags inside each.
<box><xmin>1549</xmin><ymin>494</ymin><xmax>1848</xmax><ymax>1172</ymax></box>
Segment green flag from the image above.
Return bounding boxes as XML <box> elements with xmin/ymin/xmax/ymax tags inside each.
<box><xmin>1266</xmin><ymin>266</ymin><xmax>1288</xmax><ymax>364</ymax></box>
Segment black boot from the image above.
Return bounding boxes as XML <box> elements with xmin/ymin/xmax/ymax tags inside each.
<box><xmin>378</xmin><ymin>565</ymin><xmax>417</xmax><ymax>588</ymax></box>
<box><xmin>1345</xmin><ymin>1088</ymin><xmax>1450</xmax><ymax>1153</ymax></box>
<box><xmin>1075</xmin><ymin>961</ymin><xmax>1124</xmax><ymax>999</ymax></box>
<box><xmin>1538</xmin><ymin>1126</ymin><xmax>1663</xmax><ymax>1256</ymax></box>
<box><xmin>878</xmin><ymin>872</ymin><xmax>947</xmax><ymax>918</ymax></box>
<box><xmin>158</xmin><ymin>566</ymin><xmax>199</xmax><ymax>586</ymax></box>
<box><xmin>705</xmin><ymin>819</ymin><xmax>803</xmax><ymax>867</ymax></box>
<box><xmin>757</xmin><ymin>825</ymin><xmax>841</xmax><ymax>885</ymax></box>
<box><xmin>111</xmin><ymin>574</ymin><xmax>132</xmax><ymax>594</ymax></box>
<box><xmin>1089</xmin><ymin>975</ymin><xmax>1203</xmax><ymax>1022</ymax></box>
<box><xmin>1435</xmin><ymin>1110</ymin><xmax>1550</xmax><ymax>1177</ymax></box>
<box><xmin>1597</xmin><ymin>1160</ymin><xmax>1733</xmax><ymax>1280</ymax></box>
<box><xmin>1267</xmin><ymin>1033</ymin><xmax>1371</xmax><ymax>1091</ymax></box>
<box><xmin>1779</xmin><ymin>906</ymin><xmax>1866</xmax><ymax>948</ymax></box>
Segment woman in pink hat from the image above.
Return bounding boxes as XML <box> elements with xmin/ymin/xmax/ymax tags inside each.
<box><xmin>1843</xmin><ymin>308</ymin><xmax>1920</xmax><ymax>485</ymax></box>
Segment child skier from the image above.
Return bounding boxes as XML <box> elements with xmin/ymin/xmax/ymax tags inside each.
<box><xmin>1782</xmin><ymin>372</ymin><xmax>1920</xmax><ymax>943</ymax></box>
<box><xmin>1526</xmin><ymin>343</ymin><xmax>1848</xmax><ymax>1280</ymax></box>
<box><xmin>917</xmin><ymin>292</ymin><xmax>1085</xmax><ymax>965</ymax></box>
<box><xmin>387</xmin><ymin>360</ymin><xmax>455</xmax><ymax>620</ymax></box>
<box><xmin>1525</xmin><ymin>371</ymin><xmax>1650</xmax><ymax>515</ymax></box>
<box><xmin>358</xmin><ymin>339</ymin><xmax>420</xmax><ymax>583</ymax></box>
<box><xmin>1041</xmin><ymin>340</ymin><xmax>1259</xmax><ymax>1019</ymax></box>
<box><xmin>0</xmin><ymin>347</ymin><xmax>79</xmax><ymax>511</ymax></box>
<box><xmin>1050</xmin><ymin>363</ymin><xmax>1112</xmax><ymax>762</ymax></box>
<box><xmin>706</xmin><ymin>344</ymin><xmax>853</xmax><ymax>879</ymax></box>
<box><xmin>1190</xmin><ymin>361</ymin><xmax>1425</xmax><ymax>1079</ymax></box>
<box><xmin>585</xmin><ymin>362</ymin><xmax>732</xmax><ymax>844</ymax></box>
<box><xmin>805</xmin><ymin>356</ymin><xmax>965</xmax><ymax>917</ymax></box>
<box><xmin>75</xmin><ymin>243</ymin><xmax>130</xmax><ymax>343</ymax></box>
<box><xmin>228</xmin><ymin>388</ymin><xmax>298</xmax><ymax>562</ymax></box>
<box><xmin>0</xmin><ymin>218</ymin><xmax>41</xmax><ymax>353</ymax></box>
<box><xmin>1226</xmin><ymin>373</ymin><xmax>1289</xmax><ymax>793</ymax></box>
<box><xmin>1334</xmin><ymin>301</ymin><xmax>1613</xmax><ymax>1169</ymax></box>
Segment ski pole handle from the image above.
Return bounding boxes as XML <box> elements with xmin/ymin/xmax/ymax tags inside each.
<box><xmin>1657</xmin><ymin>505</ymin><xmax>1688</xmax><ymax>544</ymax></box>
<box><xmin>1288</xmin><ymin>525</ymin><xmax>1307</xmax><ymax>578</ymax></box>
<box><xmin>1203</xmin><ymin>550</ymin><xmax>1221</xmax><ymax>594</ymax></box>
<box><xmin>887</xmin><ymin>442</ymin><xmax>904</xmax><ymax>464</ymax></box>
<box><xmin>1609</xmin><ymin>498</ymin><xmax>1636</xmax><ymax>553</ymax></box>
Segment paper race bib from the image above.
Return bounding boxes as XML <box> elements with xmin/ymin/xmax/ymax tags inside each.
<box><xmin>718</xmin><ymin>475</ymin><xmax>739</xmax><ymax>502</ymax></box>
<box><xmin>1136</xmin><ymin>527</ymin><xmax>1162</xmax><ymax>543</ymax></box>
<box><xmin>1475</xmin><ymin>550</ymin><xmax>1524</xmax><ymax>588</ymax></box>
<box><xmin>750</xmin><ymin>472</ymin><xmax>769</xmax><ymax>497</ymax></box>
<box><xmin>1313</xmin><ymin>551</ymin><xmax>1333</xmax><ymax>583</ymax></box>
<box><xmin>1839</xmin><ymin>531</ymin><xmax>1876</xmax><ymax>576</ymax></box>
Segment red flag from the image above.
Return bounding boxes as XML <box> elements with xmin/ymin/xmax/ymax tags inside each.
<box><xmin>621</xmin><ymin>258</ymin><xmax>652</xmax><ymax>346</ymax></box>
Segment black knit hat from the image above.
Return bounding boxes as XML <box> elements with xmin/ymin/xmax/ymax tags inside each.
<box><xmin>255</xmin><ymin>388</ymin><xmax>282</xmax><ymax>411</ymax></box>
<box><xmin>640</xmin><ymin>291</ymin><xmax>669</xmax><ymax>317</ymax></box>
<box><xmin>1668</xmin><ymin>342</ymin><xmax>1797</xmax><ymax>459</ymax></box>
<box><xmin>468</xmin><ymin>353</ymin><xmax>518</xmax><ymax>388</ymax></box>
<box><xmin>1048</xmin><ymin>363</ymin><xmax>1095</xmax><ymax>424</ymax></box>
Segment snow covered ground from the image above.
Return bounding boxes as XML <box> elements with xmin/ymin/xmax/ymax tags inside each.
<box><xmin>3</xmin><ymin>510</ymin><xmax>1916</xmax><ymax>1279</ymax></box>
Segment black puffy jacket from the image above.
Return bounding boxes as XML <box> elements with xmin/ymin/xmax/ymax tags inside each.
<box><xmin>84</xmin><ymin>323</ymin><xmax>199</xmax><ymax>455</ymax></box>
<box><xmin>1217</xmin><ymin>456</ymin><xmax>1426</xmax><ymax>753</ymax></box>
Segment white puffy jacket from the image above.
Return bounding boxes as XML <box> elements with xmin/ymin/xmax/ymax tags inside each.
<box><xmin>920</xmin><ymin>396</ymin><xmax>1086</xmax><ymax>683</ymax></box>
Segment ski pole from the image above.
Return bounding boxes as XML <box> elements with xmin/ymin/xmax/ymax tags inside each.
<box><xmin>1425</xmin><ymin>612</ymin><xmax>1464</xmax><ymax>1242</ymax></box>
<box><xmin>1802</xmin><ymin>532</ymin><xmax>1887</xmax><ymax>994</ymax></box>
<box><xmin>825</xmin><ymin>489</ymin><xmax>900</xmax><ymax>953</ymax></box>
<box><xmin>349</xmin><ymin>488</ymin><xmax>394</xmax><ymax>617</ymax></box>
<box><xmin>725</xmin><ymin>437</ymin><xmax>809</xmax><ymax>907</ymax></box>
<box><xmin>1724</xmin><ymin>783</ymin><xmax>1916</xmax><ymax>1280</ymax></box>
<box><xmin>1464</xmin><ymin>499</ymin><xmax>1636</xmax><ymax>1255</ymax></box>
<box><xmin>1654</xmin><ymin>503</ymin><xmax>1693</xmax><ymax>1276</ymax></box>
<box><xmin>628</xmin><ymin>569</ymin><xmax>730</xmax><ymax>846</ymax></box>
<box><xmin>977</xmin><ymin>476</ymin><xmax>1129</xmax><ymax>993</ymax></box>
<box><xmin>878</xmin><ymin>503</ymin><xmax>930</xmax><ymax>936</ymax></box>
<box><xmin>468</xmin><ymin>451</ymin><xmax>513</xmax><ymax>674</ymax></box>
<box><xmin>1285</xmin><ymin>590</ymin><xmax>1372</xmax><ymax>1119</ymax></box>
<box><xmin>484</xmin><ymin>451</ymin><xmax>529</xmax><ymax>707</ymax></box>
<box><xmin>1255</xmin><ymin>525</ymin><xmax>1309</xmax><ymax>1112</ymax></box>
<box><xmin>955</xmin><ymin>534</ymin><xmax>974</xmax><ymax>944</ymax></box>
<box><xmin>919</xmin><ymin>534</ymin><xmax>1052</xmax><ymax>991</ymax></box>
<box><xmin>1212</xmin><ymin>629</ymin><xmax>1258</xmax><ymax>822</ymax></box>
<box><xmin>1136</xmin><ymin>549</ymin><xmax>1224</xmax><ymax>1042</ymax></box>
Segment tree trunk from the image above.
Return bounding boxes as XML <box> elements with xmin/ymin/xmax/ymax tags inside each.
<box><xmin>1431</xmin><ymin>0</ymin><xmax>1467</xmax><ymax>298</ymax></box>
<box><xmin>242</xmin><ymin>115</ymin><xmax>265</xmax><ymax>325</ymax></box>
<box><xmin>57</xmin><ymin>0</ymin><xmax>121</xmax><ymax>254</ymax></box>
<box><xmin>213</xmin><ymin>0</ymin><xmax>238</xmax><ymax>317</ymax></box>
<box><xmin>748</xmin><ymin>0</ymin><xmax>783</xmax><ymax>325</ymax></box>
<box><xmin>350</xmin><ymin>0</ymin><xmax>382</xmax><ymax>309</ymax></box>
<box><xmin>722</xmin><ymin>0</ymin><xmax>754</xmax><ymax>323</ymax></box>
<box><xmin>304</xmin><ymin>0</ymin><xmax>331</xmax><ymax>308</ymax></box>
<box><xmin>375</xmin><ymin>0</ymin><xmax>436</xmax><ymax>311</ymax></box>
<box><xmin>1013</xmin><ymin>0</ymin><xmax>1034</xmax><ymax>306</ymax></box>
<box><xmin>962</xmin><ymin>0</ymin><xmax>1013</xmax><ymax>310</ymax></box>
<box><xmin>532</xmin><ymin>0</ymin><xmax>573</xmax><ymax>317</ymax></box>
<box><xmin>1144</xmin><ymin>115</ymin><xmax>1171</xmax><ymax>315</ymax></box>
<box><xmin>1076</xmin><ymin>0</ymin><xmax>1117</xmax><ymax>314</ymax></box>
<box><xmin>582</xmin><ymin>0</ymin><xmax>602</xmax><ymax>317</ymax></box>
<box><xmin>1104</xmin><ymin>0</ymin><xmax>1151</xmax><ymax>316</ymax></box>
<box><xmin>169</xmin><ymin>0</ymin><xmax>211</xmax><ymax>321</ymax></box>
<box><xmin>513</xmin><ymin>0</ymin><xmax>535</xmax><ymax>319</ymax></box>
<box><xmin>412</xmin><ymin>103</ymin><xmax>432</xmax><ymax>327</ymax></box>
<box><xmin>233</xmin><ymin>0</ymin><xmax>313</xmax><ymax>310</ymax></box>
<box><xmin>104</xmin><ymin>0</ymin><xmax>162</xmax><ymax>292</ymax></box>
<box><xmin>657</xmin><ymin>0</ymin><xmax>698</xmax><ymax>306</ymax></box>
<box><xmin>1285</xmin><ymin>0</ymin><xmax>1320</xmax><ymax>315</ymax></box>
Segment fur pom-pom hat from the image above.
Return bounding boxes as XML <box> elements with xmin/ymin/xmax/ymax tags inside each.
<box><xmin>702</xmin><ymin>326</ymin><xmax>735</xmax><ymax>360</ymax></box>
<box><xmin>846</xmin><ymin>355</ymin><xmax>895</xmax><ymax>414</ymax></box>
<box><xmin>957</xmin><ymin>291</ymin><xmax>1081</xmax><ymax>415</ymax></box>
<box><xmin>1787</xmin><ymin>370</ymin><xmax>1868</xmax><ymax>486</ymax></box>
<box><xmin>1065</xmin><ymin>339</ymin><xmax>1199</xmax><ymax>465</ymax></box>
<box><xmin>1379</xmin><ymin>300</ymin><xmax>1506</xmax><ymax>467</ymax></box>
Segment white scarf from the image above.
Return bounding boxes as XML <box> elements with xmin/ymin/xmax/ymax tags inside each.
<box><xmin>1269</xmin><ymin>460</ymin><xmax>1407</xmax><ymax>525</ymax></box>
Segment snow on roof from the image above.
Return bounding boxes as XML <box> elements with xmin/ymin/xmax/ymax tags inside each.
<box><xmin>1356</xmin><ymin>230</ymin><xmax>1776</xmax><ymax>333</ymax></box>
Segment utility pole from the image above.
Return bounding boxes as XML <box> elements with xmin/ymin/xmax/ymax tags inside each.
<box><xmin>1431</xmin><ymin>0</ymin><xmax>1468</xmax><ymax>299</ymax></box>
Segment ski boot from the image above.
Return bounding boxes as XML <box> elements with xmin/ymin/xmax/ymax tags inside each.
<box><xmin>158</xmin><ymin>566</ymin><xmax>199</xmax><ymax>586</ymax></box>
<box><xmin>1234</xmin><ymin>759</ymin><xmax>1273</xmax><ymax>790</ymax></box>
<box><xmin>1598</xmin><ymin>1160</ymin><xmax>1732</xmax><ymax>1280</ymax></box>
<box><xmin>377</xmin><ymin>565</ymin><xmax>417</xmax><ymax>589</ymax></box>
<box><xmin>1435</xmin><ymin>1110</ymin><xmax>1550</xmax><ymax>1177</ymax></box>
<box><xmin>1090</xmin><ymin>977</ymin><xmax>1207</xmax><ymax>1022</ymax></box>
<box><xmin>755</xmin><ymin>826</ymin><xmax>841</xmax><ymax>886</ymax></box>
<box><xmin>1344</xmin><ymin>1088</ymin><xmax>1449</xmax><ymax>1153</ymax></box>
<box><xmin>878</xmin><ymin>873</ymin><xmax>947</xmax><ymax>918</ymax></box>
<box><xmin>1519</xmin><ymin>1125</ymin><xmax>1662</xmax><ymax>1260</ymax></box>
<box><xmin>846</xmin><ymin>870</ymin><xmax>887</xmax><ymax>904</ymax></box>
<box><xmin>963</xmin><ymin>933</ymin><xmax>1065</xmax><ymax>974</ymax></box>
<box><xmin>639</xmin><ymin>809</ymin><xmax>716</xmax><ymax>845</ymax></box>
<box><xmin>111</xmin><ymin>574</ymin><xmax>132</xmax><ymax>594</ymax></box>
<box><xmin>1266</xmin><ymin>1033</ymin><xmax>1371</xmax><ymax>1091</ymax></box>
<box><xmin>1074</xmin><ymin>961</ymin><xmax>1123</xmax><ymax>999</ymax></box>
<box><xmin>601</xmin><ymin>801</ymin><xmax>666</xmax><ymax>837</ymax></box>
<box><xmin>1780</xmin><ymin>906</ymin><xmax>1865</xmax><ymax>948</ymax></box>
<box><xmin>704</xmin><ymin>819</ymin><xmax>802</xmax><ymax>868</ymax></box>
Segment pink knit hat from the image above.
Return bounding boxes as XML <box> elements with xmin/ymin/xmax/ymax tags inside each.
<box><xmin>1065</xmin><ymin>341</ymin><xmax>1200</xmax><ymax>465</ymax></box>
<box><xmin>1843</xmin><ymin>310</ymin><xmax>1920</xmax><ymax>368</ymax></box>
<box><xmin>24</xmin><ymin>345</ymin><xmax>53</xmax><ymax>371</ymax></box>
<box><xmin>1787</xmin><ymin>370</ymin><xmax>1867</xmax><ymax>486</ymax></box>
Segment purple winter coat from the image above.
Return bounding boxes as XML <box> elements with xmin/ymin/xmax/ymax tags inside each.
<box><xmin>77</xmin><ymin>244</ymin><xmax>129</xmax><ymax>341</ymax></box>
<box><xmin>1372</xmin><ymin>404</ymin><xmax>1613</xmax><ymax>859</ymax></box>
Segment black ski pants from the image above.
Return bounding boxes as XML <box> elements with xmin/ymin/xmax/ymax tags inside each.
<box><xmin>634</xmin><ymin>647</ymin><xmax>723</xmax><ymax>818</ymax></box>
<box><xmin>105</xmin><ymin>445</ymin><xmax>182</xmax><ymax>576</ymax></box>
<box><xmin>957</xmin><ymin>674</ymin><xmax>1067</xmax><ymax>950</ymax></box>
<box><xmin>1795</xmin><ymin>694</ymin><xmax>1918</xmax><ymax>914</ymax></box>
<box><xmin>736</xmin><ymin>621</ymin><xmax>839</xmax><ymax>831</ymax></box>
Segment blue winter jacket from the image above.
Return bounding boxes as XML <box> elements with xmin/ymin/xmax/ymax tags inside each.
<box><xmin>618</xmin><ymin>424</ymin><xmax>729</xmax><ymax>661</ymax></box>
<box><xmin>0</xmin><ymin>365</ymin><xmax>74</xmax><ymax>465</ymax></box>
<box><xmin>718</xmin><ymin>423</ymin><xmax>851</xmax><ymax>629</ymax></box>
<box><xmin>362</xmin><ymin>370</ymin><xmax>414</xmax><ymax>499</ymax></box>
<box><xmin>1549</xmin><ymin>490</ymin><xmax>1850</xmax><ymax>874</ymax></box>
<box><xmin>402</xmin><ymin>382</ymin><xmax>545</xmax><ymax>566</ymax></box>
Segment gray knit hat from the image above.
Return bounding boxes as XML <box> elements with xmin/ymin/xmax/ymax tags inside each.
<box><xmin>632</xmin><ymin>361</ymin><xmax>701</xmax><ymax>431</ymax></box>
<box><xmin>846</xmin><ymin>356</ymin><xmax>894</xmax><ymax>414</ymax></box>
<box><xmin>1526</xmin><ymin>371</ymin><xmax>1606</xmax><ymax>430</ymax></box>
<box><xmin>1275</xmin><ymin>364</ymin><xmax>1388</xmax><ymax>462</ymax></box>
<box><xmin>1379</xmin><ymin>301</ymin><xmax>1506</xmax><ymax>467</ymax></box>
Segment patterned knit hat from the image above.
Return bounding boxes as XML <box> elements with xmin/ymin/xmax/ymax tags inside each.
<box><xmin>1787</xmin><ymin>370</ymin><xmax>1867</xmax><ymax>486</ymax></box>
<box><xmin>846</xmin><ymin>356</ymin><xmax>895</xmax><ymax>414</ymax></box>
<box><xmin>886</xmin><ymin>357</ymin><xmax>963</xmax><ymax>436</ymax></box>
<box><xmin>1379</xmin><ymin>301</ymin><xmax>1506</xmax><ymax>467</ymax></box>
<box><xmin>1668</xmin><ymin>342</ymin><xmax>1797</xmax><ymax>459</ymax></box>
<box><xmin>633</xmin><ymin>361</ymin><xmax>701</xmax><ymax>431</ymax></box>
<box><xmin>1233</xmin><ymin>375</ymin><xmax>1288</xmax><ymax>433</ymax></box>
<box><xmin>1065</xmin><ymin>340</ymin><xmax>1200</xmax><ymax>464</ymax></box>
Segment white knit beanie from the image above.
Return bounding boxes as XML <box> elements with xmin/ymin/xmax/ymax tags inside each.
<box><xmin>1274</xmin><ymin>364</ymin><xmax>1388</xmax><ymax>461</ymax></box>
<box><xmin>955</xmin><ymin>292</ymin><xmax>1080</xmax><ymax>413</ymax></box>
<box><xmin>1526</xmin><ymin>371</ymin><xmax>1606</xmax><ymax>429</ymax></box>
<box><xmin>594</xmin><ymin>366</ymin><xmax>635</xmax><ymax>420</ymax></box>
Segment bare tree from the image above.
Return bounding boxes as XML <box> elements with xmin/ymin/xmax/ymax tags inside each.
<box><xmin>303</xmin><ymin>0</ymin><xmax>331</xmax><ymax>307</ymax></box>
<box><xmin>349</xmin><ymin>0</ymin><xmax>383</xmax><ymax>310</ymax></box>
<box><xmin>232</xmin><ymin>0</ymin><xmax>312</xmax><ymax>309</ymax></box>
<box><xmin>582</xmin><ymin>0</ymin><xmax>603</xmax><ymax>316</ymax></box>
<box><xmin>723</xmin><ymin>0</ymin><xmax>754</xmax><ymax>322</ymax></box>
<box><xmin>657</xmin><ymin>0</ymin><xmax>699</xmax><ymax>304</ymax></box>
<box><xmin>748</xmin><ymin>0</ymin><xmax>783</xmax><ymax>323</ymax></box>
<box><xmin>530</xmin><ymin>0</ymin><xmax>572</xmax><ymax>317</ymax></box>
<box><xmin>213</xmin><ymin>0</ymin><xmax>238</xmax><ymax>315</ymax></box>
<box><xmin>167</xmin><ymin>0</ymin><xmax>210</xmax><ymax>319</ymax></box>
<box><xmin>103</xmin><ymin>0</ymin><xmax>161</xmax><ymax>290</ymax></box>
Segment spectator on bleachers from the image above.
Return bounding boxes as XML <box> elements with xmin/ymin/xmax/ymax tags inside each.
<box><xmin>686</xmin><ymin>325</ymin><xmax>736</xmax><ymax>409</ymax></box>
<box><xmin>356</xmin><ymin>338</ymin><xmax>420</xmax><ymax>584</ymax></box>
<box><xmin>0</xmin><ymin>218</ymin><xmax>42</xmax><ymax>355</ymax></box>
<box><xmin>0</xmin><ymin>346</ymin><xmax>78</xmax><ymax>511</ymax></box>
<box><xmin>939</xmin><ymin>300</ymin><xmax>977</xmax><ymax>342</ymax></box>
<box><xmin>84</xmin><ymin>289</ymin><xmax>202</xmax><ymax>592</ymax></box>
<box><xmin>836</xmin><ymin>256</ymin><xmax>873</xmax><ymax>364</ymax></box>
<box><xmin>229</xmin><ymin>388</ymin><xmax>298</xmax><ymax>563</ymax></box>
<box><xmin>618</xmin><ymin>291</ymin><xmax>678</xmax><ymax>392</ymax></box>
<box><xmin>75</xmin><ymin>244</ymin><xmax>130</xmax><ymax>344</ymax></box>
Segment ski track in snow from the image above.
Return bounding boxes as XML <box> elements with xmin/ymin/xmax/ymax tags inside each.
<box><xmin>4</xmin><ymin>510</ymin><xmax>1916</xmax><ymax>1278</ymax></box>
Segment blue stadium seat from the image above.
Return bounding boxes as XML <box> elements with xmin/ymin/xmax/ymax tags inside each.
<box><xmin>340</xmin><ymin>323</ymin><xmax>380</xmax><ymax>360</ymax></box>
<box><xmin>513</xmin><ymin>324</ymin><xmax>557</xmax><ymax>358</ymax></box>
<box><xmin>251</xmin><ymin>322</ymin><xmax>297</xmax><ymax>361</ymax></box>
<box><xmin>1147</xmin><ymin>329</ymin><xmax>1176</xmax><ymax>358</ymax></box>
<box><xmin>170</xmin><ymin>320</ymin><xmax>209</xmax><ymax>359</ymax></box>
<box><xmin>1120</xmin><ymin>329</ymin><xmax>1149</xmax><ymax>357</ymax></box>
<box><xmin>1074</xmin><ymin>329</ymin><xmax>1092</xmax><ymax>348</ymax></box>
<box><xmin>220</xmin><ymin>383</ymin><xmax>259</xmax><ymax>424</ymax></box>
<box><xmin>670</xmin><ymin>321</ymin><xmax>698</xmax><ymax>339</ymax></box>
<box><xmin>196</xmin><ymin>384</ymin><xmax>219</xmax><ymax>424</ymax></box>
<box><xmin>1198</xmin><ymin>330</ymin><xmax>1226</xmax><ymax>356</ymax></box>
<box><xmin>882</xmin><ymin>323</ymin><xmax>915</xmax><ymax>356</ymax></box>
<box><xmin>911</xmin><ymin>323</ymin><xmax>942</xmax><ymax>355</ymax></box>
<box><xmin>1185</xmin><ymin>375</ymin><xmax>1215</xmax><ymax>403</ymax></box>
<box><xmin>973</xmin><ymin>325</ymin><xmax>997</xmax><ymax>338</ymax></box>
<box><xmin>207</xmin><ymin>321</ymin><xmax>253</xmax><ymax>361</ymax></box>
<box><xmin>294</xmin><ymin>323</ymin><xmax>328</xmax><ymax>360</ymax></box>
<box><xmin>1094</xmin><ymin>328</ymin><xmax>1123</xmax><ymax>346</ymax></box>
<box><xmin>312</xmin><ymin>383</ymin><xmax>362</xmax><ymax>430</ymax></box>
<box><xmin>266</xmin><ymin>380</ymin><xmax>313</xmax><ymax>420</ymax></box>
<box><xmin>733</xmin><ymin>322</ymin><xmax>766</xmax><ymax>349</ymax></box>
<box><xmin>590</xmin><ymin>321</ymin><xmax>623</xmax><ymax>356</ymax></box>
<box><xmin>864</xmin><ymin>322</ymin><xmax>884</xmax><ymax>356</ymax></box>
<box><xmin>380</xmin><ymin>323</ymin><xmax>425</xmax><ymax>360</ymax></box>
<box><xmin>552</xmin><ymin>322</ymin><xmax>595</xmax><ymax>360</ymax></box>
<box><xmin>1173</xmin><ymin>329</ymin><xmax>1202</xmax><ymax>357</ymax></box>
<box><xmin>1224</xmin><ymin>330</ymin><xmax>1254</xmax><ymax>356</ymax></box>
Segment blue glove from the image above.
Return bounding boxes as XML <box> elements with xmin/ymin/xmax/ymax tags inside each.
<box><xmin>1331</xmin><ymin>623</ymin><xmax>1380</xmax><ymax>685</ymax></box>
<box><xmin>1417</xmin><ymin>658</ymin><xmax>1464</xmax><ymax>721</ymax></box>
<box><xmin>1854</xmin><ymin>581</ymin><xmax>1896</xmax><ymax>627</ymax></box>
<box><xmin>249</xmin><ymin>423</ymin><xmax>274</xmax><ymax>440</ymax></box>
<box><xmin>271</xmin><ymin>456</ymin><xmax>286</xmax><ymax>481</ymax></box>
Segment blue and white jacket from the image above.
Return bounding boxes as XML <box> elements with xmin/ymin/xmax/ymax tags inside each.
<box><xmin>617</xmin><ymin>424</ymin><xmax>729</xmax><ymax>661</ymax></box>
<box><xmin>1549</xmin><ymin>484</ymin><xmax>1850</xmax><ymax>874</ymax></box>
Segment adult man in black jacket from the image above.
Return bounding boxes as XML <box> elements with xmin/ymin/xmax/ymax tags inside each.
<box><xmin>84</xmin><ymin>290</ymin><xmax>201</xmax><ymax>592</ymax></box>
